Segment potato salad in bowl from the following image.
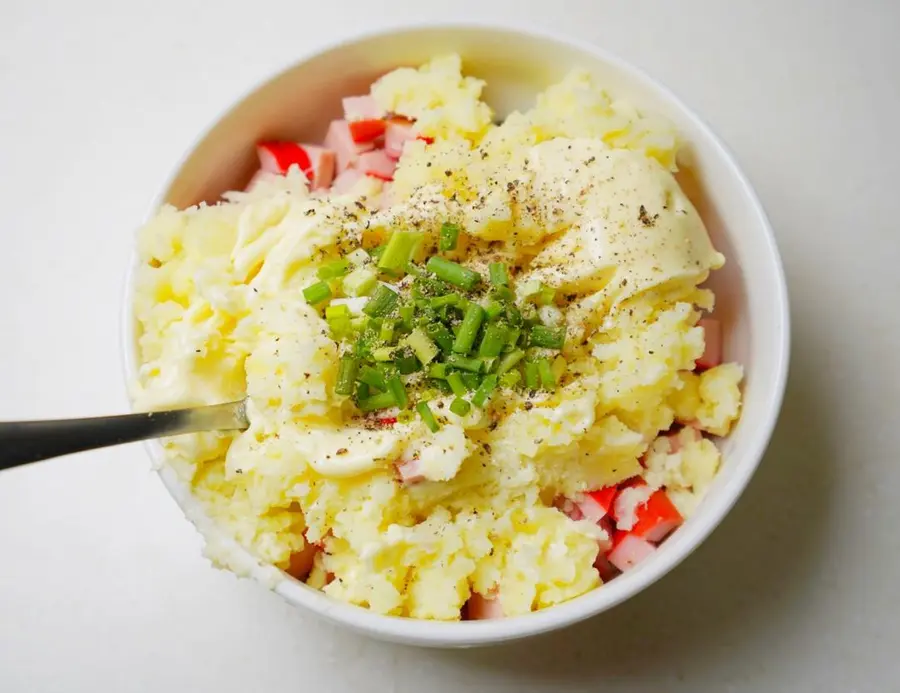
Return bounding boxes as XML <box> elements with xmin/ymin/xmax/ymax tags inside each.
<box><xmin>131</xmin><ymin>55</ymin><xmax>743</xmax><ymax>621</ymax></box>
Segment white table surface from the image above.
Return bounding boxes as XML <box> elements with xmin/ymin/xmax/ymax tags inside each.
<box><xmin>1</xmin><ymin>0</ymin><xmax>898</xmax><ymax>690</ymax></box>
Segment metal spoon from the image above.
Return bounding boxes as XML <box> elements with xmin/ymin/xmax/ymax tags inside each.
<box><xmin>0</xmin><ymin>400</ymin><xmax>248</xmax><ymax>472</ymax></box>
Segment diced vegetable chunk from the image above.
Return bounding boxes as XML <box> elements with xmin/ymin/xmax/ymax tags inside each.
<box><xmin>630</xmin><ymin>489</ymin><xmax>684</xmax><ymax>542</ymax></box>
<box><xmin>607</xmin><ymin>532</ymin><xmax>657</xmax><ymax>572</ymax></box>
<box><xmin>357</xmin><ymin>149</ymin><xmax>397</xmax><ymax>181</ymax></box>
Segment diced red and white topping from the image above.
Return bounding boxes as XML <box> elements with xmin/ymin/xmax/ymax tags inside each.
<box><xmin>696</xmin><ymin>318</ymin><xmax>722</xmax><ymax>370</ymax></box>
<box><xmin>256</xmin><ymin>141</ymin><xmax>335</xmax><ymax>189</ymax></box>
<box><xmin>384</xmin><ymin>117</ymin><xmax>416</xmax><ymax>159</ymax></box>
<box><xmin>630</xmin><ymin>489</ymin><xmax>684</xmax><ymax>542</ymax></box>
<box><xmin>330</xmin><ymin>168</ymin><xmax>366</xmax><ymax>195</ymax></box>
<box><xmin>607</xmin><ymin>532</ymin><xmax>657</xmax><ymax>572</ymax></box>
<box><xmin>594</xmin><ymin>550</ymin><xmax>620</xmax><ymax>582</ymax></box>
<box><xmin>612</xmin><ymin>483</ymin><xmax>656</xmax><ymax>530</ymax></box>
<box><xmin>665</xmin><ymin>425</ymin><xmax>701</xmax><ymax>454</ymax></box>
<box><xmin>324</xmin><ymin>119</ymin><xmax>376</xmax><ymax>171</ymax></box>
<box><xmin>465</xmin><ymin>592</ymin><xmax>504</xmax><ymax>620</ymax></box>
<box><xmin>576</xmin><ymin>486</ymin><xmax>618</xmax><ymax>523</ymax></box>
<box><xmin>554</xmin><ymin>496</ymin><xmax>583</xmax><ymax>521</ymax></box>
<box><xmin>349</xmin><ymin>119</ymin><xmax>387</xmax><ymax>144</ymax></box>
<box><xmin>342</xmin><ymin>95</ymin><xmax>385</xmax><ymax>122</ymax></box>
<box><xmin>357</xmin><ymin>149</ymin><xmax>397</xmax><ymax>181</ymax></box>
<box><xmin>396</xmin><ymin>457</ymin><xmax>424</xmax><ymax>484</ymax></box>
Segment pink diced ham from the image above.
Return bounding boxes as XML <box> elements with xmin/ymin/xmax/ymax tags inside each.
<box><xmin>255</xmin><ymin>141</ymin><xmax>335</xmax><ymax>190</ymax></box>
<box><xmin>357</xmin><ymin>149</ymin><xmax>397</xmax><ymax>181</ymax></box>
<box><xmin>331</xmin><ymin>168</ymin><xmax>365</xmax><ymax>195</ymax></box>
<box><xmin>696</xmin><ymin>318</ymin><xmax>722</xmax><ymax>370</ymax></box>
<box><xmin>342</xmin><ymin>95</ymin><xmax>385</xmax><ymax>121</ymax></box>
<box><xmin>465</xmin><ymin>592</ymin><xmax>504</xmax><ymax>620</ymax></box>
<box><xmin>324</xmin><ymin>119</ymin><xmax>375</xmax><ymax>172</ymax></box>
<box><xmin>607</xmin><ymin>533</ymin><xmax>657</xmax><ymax>572</ymax></box>
<box><xmin>554</xmin><ymin>496</ymin><xmax>584</xmax><ymax>521</ymax></box>
<box><xmin>384</xmin><ymin>118</ymin><xmax>416</xmax><ymax>159</ymax></box>
<box><xmin>594</xmin><ymin>551</ymin><xmax>620</xmax><ymax>582</ymax></box>
<box><xmin>396</xmin><ymin>458</ymin><xmax>424</xmax><ymax>484</ymax></box>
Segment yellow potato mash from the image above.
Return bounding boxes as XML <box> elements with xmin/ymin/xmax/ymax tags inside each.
<box><xmin>132</xmin><ymin>55</ymin><xmax>743</xmax><ymax>620</ymax></box>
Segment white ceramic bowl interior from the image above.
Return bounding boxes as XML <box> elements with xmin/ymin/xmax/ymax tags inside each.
<box><xmin>123</xmin><ymin>23</ymin><xmax>790</xmax><ymax>648</ymax></box>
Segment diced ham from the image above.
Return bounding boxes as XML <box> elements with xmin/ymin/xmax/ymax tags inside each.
<box><xmin>396</xmin><ymin>457</ymin><xmax>423</xmax><ymax>484</ymax></box>
<box><xmin>331</xmin><ymin>168</ymin><xmax>366</xmax><ymax>195</ymax></box>
<box><xmin>608</xmin><ymin>532</ymin><xmax>657</xmax><ymax>572</ymax></box>
<box><xmin>465</xmin><ymin>592</ymin><xmax>504</xmax><ymax>620</ymax></box>
<box><xmin>357</xmin><ymin>149</ymin><xmax>397</xmax><ymax>181</ymax></box>
<box><xmin>349</xmin><ymin>119</ymin><xmax>387</xmax><ymax>144</ymax></box>
<box><xmin>384</xmin><ymin>118</ymin><xmax>416</xmax><ymax>159</ymax></box>
<box><xmin>285</xmin><ymin>541</ymin><xmax>319</xmax><ymax>580</ymax></box>
<box><xmin>630</xmin><ymin>489</ymin><xmax>684</xmax><ymax>542</ymax></box>
<box><xmin>256</xmin><ymin>141</ymin><xmax>335</xmax><ymax>189</ymax></box>
<box><xmin>342</xmin><ymin>95</ymin><xmax>385</xmax><ymax>121</ymax></box>
<box><xmin>696</xmin><ymin>318</ymin><xmax>722</xmax><ymax>370</ymax></box>
<box><xmin>324</xmin><ymin>119</ymin><xmax>375</xmax><ymax>172</ymax></box>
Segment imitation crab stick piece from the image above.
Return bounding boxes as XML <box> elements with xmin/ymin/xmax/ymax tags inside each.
<box><xmin>396</xmin><ymin>457</ymin><xmax>424</xmax><ymax>484</ymax></box>
<box><xmin>384</xmin><ymin>118</ymin><xmax>416</xmax><ymax>159</ymax></box>
<box><xmin>324</xmin><ymin>119</ymin><xmax>375</xmax><ymax>171</ymax></box>
<box><xmin>696</xmin><ymin>318</ymin><xmax>722</xmax><ymax>370</ymax></box>
<box><xmin>342</xmin><ymin>95</ymin><xmax>385</xmax><ymax>121</ymax></box>
<box><xmin>630</xmin><ymin>489</ymin><xmax>684</xmax><ymax>542</ymax></box>
<box><xmin>349</xmin><ymin>119</ymin><xmax>387</xmax><ymax>144</ymax></box>
<box><xmin>256</xmin><ymin>142</ymin><xmax>335</xmax><ymax>189</ymax></box>
<box><xmin>358</xmin><ymin>149</ymin><xmax>397</xmax><ymax>181</ymax></box>
<box><xmin>330</xmin><ymin>168</ymin><xmax>366</xmax><ymax>195</ymax></box>
<box><xmin>465</xmin><ymin>592</ymin><xmax>504</xmax><ymax>620</ymax></box>
<box><xmin>576</xmin><ymin>486</ymin><xmax>618</xmax><ymax>523</ymax></box>
<box><xmin>607</xmin><ymin>532</ymin><xmax>657</xmax><ymax>572</ymax></box>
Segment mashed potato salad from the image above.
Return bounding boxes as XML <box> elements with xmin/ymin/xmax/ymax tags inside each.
<box><xmin>132</xmin><ymin>55</ymin><xmax>743</xmax><ymax>620</ymax></box>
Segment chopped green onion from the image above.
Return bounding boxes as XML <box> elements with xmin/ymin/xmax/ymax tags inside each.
<box><xmin>537</xmin><ymin>358</ymin><xmax>556</xmax><ymax>389</ymax></box>
<box><xmin>415</xmin><ymin>273</ymin><xmax>452</xmax><ymax>297</ymax></box>
<box><xmin>446</xmin><ymin>354</ymin><xmax>484</xmax><ymax>373</ymax></box>
<box><xmin>499</xmin><ymin>370</ymin><xmax>521</xmax><ymax>388</ymax></box>
<box><xmin>478</xmin><ymin>323</ymin><xmax>508</xmax><ymax>358</ymax></box>
<box><xmin>450</xmin><ymin>398</ymin><xmax>471</xmax><ymax>416</ymax></box>
<box><xmin>398</xmin><ymin>304</ymin><xmax>415</xmax><ymax>331</ymax></box>
<box><xmin>423</xmin><ymin>322</ymin><xmax>454</xmax><ymax>352</ymax></box>
<box><xmin>551</xmin><ymin>355</ymin><xmax>567</xmax><ymax>382</ymax></box>
<box><xmin>504</xmin><ymin>327</ymin><xmax>522</xmax><ymax>351</ymax></box>
<box><xmin>386</xmin><ymin>376</ymin><xmax>409</xmax><ymax>409</ymax></box>
<box><xmin>397</xmin><ymin>410</ymin><xmax>415</xmax><ymax>424</ymax></box>
<box><xmin>481</xmin><ymin>357</ymin><xmax>497</xmax><ymax>372</ymax></box>
<box><xmin>317</xmin><ymin>259</ymin><xmax>350</xmax><ymax>280</ymax></box>
<box><xmin>356</xmin><ymin>382</ymin><xmax>371</xmax><ymax>400</ymax></box>
<box><xmin>447</xmin><ymin>372</ymin><xmax>468</xmax><ymax>397</ymax></box>
<box><xmin>358</xmin><ymin>391</ymin><xmax>397</xmax><ymax>412</ymax></box>
<box><xmin>328</xmin><ymin>317</ymin><xmax>352</xmax><ymax>339</ymax></box>
<box><xmin>496</xmin><ymin>349</ymin><xmax>525</xmax><ymax>375</ymax></box>
<box><xmin>491</xmin><ymin>286</ymin><xmax>515</xmax><ymax>303</ymax></box>
<box><xmin>372</xmin><ymin>347</ymin><xmax>395</xmax><ymax>362</ymax></box>
<box><xmin>347</xmin><ymin>248</ymin><xmax>370</xmax><ymax>267</ymax></box>
<box><xmin>378</xmin><ymin>231</ymin><xmax>423</xmax><ymax>271</ymax></box>
<box><xmin>368</xmin><ymin>245</ymin><xmax>387</xmax><ymax>263</ymax></box>
<box><xmin>522</xmin><ymin>280</ymin><xmax>555</xmax><ymax>306</ymax></box>
<box><xmin>426</xmin><ymin>256</ymin><xmax>482</xmax><ymax>291</ymax></box>
<box><xmin>484</xmin><ymin>301</ymin><xmax>504</xmax><ymax>321</ymax></box>
<box><xmin>394</xmin><ymin>348</ymin><xmax>420</xmax><ymax>375</ymax></box>
<box><xmin>406</xmin><ymin>328</ymin><xmax>439</xmax><ymax>365</ymax></box>
<box><xmin>405</xmin><ymin>262</ymin><xmax>424</xmax><ymax>277</ymax></box>
<box><xmin>325</xmin><ymin>304</ymin><xmax>351</xmax><ymax>320</ymax></box>
<box><xmin>430</xmin><ymin>293</ymin><xmax>460</xmax><ymax>309</ymax></box>
<box><xmin>506</xmin><ymin>305</ymin><xmax>523</xmax><ymax>327</ymax></box>
<box><xmin>358</xmin><ymin>365</ymin><xmax>386</xmax><ymax>390</ymax></box>
<box><xmin>488</xmin><ymin>262</ymin><xmax>509</xmax><ymax>287</ymax></box>
<box><xmin>460</xmin><ymin>372</ymin><xmax>482</xmax><ymax>390</ymax></box>
<box><xmin>453</xmin><ymin>304</ymin><xmax>486</xmax><ymax>354</ymax></box>
<box><xmin>537</xmin><ymin>285</ymin><xmax>556</xmax><ymax>306</ymax></box>
<box><xmin>439</xmin><ymin>222</ymin><xmax>460</xmax><ymax>251</ymax></box>
<box><xmin>472</xmin><ymin>374</ymin><xmax>499</xmax><ymax>408</ymax></box>
<box><xmin>363</xmin><ymin>285</ymin><xmax>399</xmax><ymax>317</ymax></box>
<box><xmin>524</xmin><ymin>361</ymin><xmax>539</xmax><ymax>390</ymax></box>
<box><xmin>428</xmin><ymin>363</ymin><xmax>449</xmax><ymax>379</ymax></box>
<box><xmin>302</xmin><ymin>281</ymin><xmax>332</xmax><ymax>305</ymax></box>
<box><xmin>379</xmin><ymin>319</ymin><xmax>396</xmax><ymax>344</ymax></box>
<box><xmin>416</xmin><ymin>401</ymin><xmax>441</xmax><ymax>432</ymax></box>
<box><xmin>528</xmin><ymin>325</ymin><xmax>566</xmax><ymax>349</ymax></box>
<box><xmin>335</xmin><ymin>356</ymin><xmax>359</xmax><ymax>396</ymax></box>
<box><xmin>343</xmin><ymin>267</ymin><xmax>378</xmax><ymax>297</ymax></box>
<box><xmin>428</xmin><ymin>378</ymin><xmax>453</xmax><ymax>394</ymax></box>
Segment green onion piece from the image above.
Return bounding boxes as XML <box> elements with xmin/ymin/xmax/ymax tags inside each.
<box><xmin>506</xmin><ymin>305</ymin><xmax>522</xmax><ymax>327</ymax></box>
<box><xmin>439</xmin><ymin>222</ymin><xmax>460</xmax><ymax>251</ymax></box>
<box><xmin>430</xmin><ymin>293</ymin><xmax>460</xmax><ymax>309</ymax></box>
<box><xmin>551</xmin><ymin>355</ymin><xmax>567</xmax><ymax>382</ymax></box>
<box><xmin>397</xmin><ymin>410</ymin><xmax>415</xmax><ymax>424</ymax></box>
<box><xmin>429</xmin><ymin>378</ymin><xmax>453</xmax><ymax>394</ymax></box>
<box><xmin>472</xmin><ymin>374</ymin><xmax>499</xmax><ymax>408</ymax></box>
<box><xmin>343</xmin><ymin>267</ymin><xmax>378</xmax><ymax>297</ymax></box>
<box><xmin>478</xmin><ymin>323</ymin><xmax>508</xmax><ymax>358</ymax></box>
<box><xmin>406</xmin><ymin>328</ymin><xmax>439</xmax><ymax>365</ymax></box>
<box><xmin>378</xmin><ymin>232</ymin><xmax>423</xmax><ymax>271</ymax></box>
<box><xmin>398</xmin><ymin>304</ymin><xmax>415</xmax><ymax>331</ymax></box>
<box><xmin>372</xmin><ymin>347</ymin><xmax>395</xmax><ymax>362</ymax></box>
<box><xmin>452</xmin><ymin>304</ymin><xmax>486</xmax><ymax>354</ymax></box>
<box><xmin>537</xmin><ymin>358</ymin><xmax>556</xmax><ymax>389</ymax></box>
<box><xmin>488</xmin><ymin>262</ymin><xmax>509</xmax><ymax>287</ymax></box>
<box><xmin>504</xmin><ymin>327</ymin><xmax>522</xmax><ymax>352</ymax></box>
<box><xmin>426</xmin><ymin>256</ymin><xmax>482</xmax><ymax>291</ymax></box>
<box><xmin>522</xmin><ymin>280</ymin><xmax>555</xmax><ymax>306</ymax></box>
<box><xmin>424</xmin><ymin>321</ymin><xmax>454</xmax><ymax>352</ymax></box>
<box><xmin>460</xmin><ymin>371</ymin><xmax>482</xmax><ymax>390</ymax></box>
<box><xmin>484</xmin><ymin>301</ymin><xmax>504</xmax><ymax>321</ymax></box>
<box><xmin>405</xmin><ymin>262</ymin><xmax>424</xmax><ymax>277</ymax></box>
<box><xmin>302</xmin><ymin>281</ymin><xmax>332</xmax><ymax>305</ymax></box>
<box><xmin>499</xmin><ymin>370</ymin><xmax>521</xmax><ymax>388</ymax></box>
<box><xmin>446</xmin><ymin>354</ymin><xmax>484</xmax><ymax>373</ymax></box>
<box><xmin>379</xmin><ymin>319</ymin><xmax>396</xmax><ymax>344</ymax></box>
<box><xmin>386</xmin><ymin>376</ymin><xmax>409</xmax><ymax>409</ymax></box>
<box><xmin>358</xmin><ymin>365</ymin><xmax>386</xmax><ymax>390</ymax></box>
<box><xmin>369</xmin><ymin>245</ymin><xmax>387</xmax><ymax>263</ymax></box>
<box><xmin>394</xmin><ymin>349</ymin><xmax>419</xmax><ymax>375</ymax></box>
<box><xmin>335</xmin><ymin>356</ymin><xmax>359</xmax><ymax>395</ymax></box>
<box><xmin>356</xmin><ymin>382</ymin><xmax>371</xmax><ymax>400</ymax></box>
<box><xmin>491</xmin><ymin>286</ymin><xmax>515</xmax><ymax>303</ymax></box>
<box><xmin>347</xmin><ymin>248</ymin><xmax>370</xmax><ymax>267</ymax></box>
<box><xmin>528</xmin><ymin>325</ymin><xmax>566</xmax><ymax>349</ymax></box>
<box><xmin>363</xmin><ymin>284</ymin><xmax>399</xmax><ymax>317</ymax></box>
<box><xmin>317</xmin><ymin>259</ymin><xmax>351</xmax><ymax>280</ymax></box>
<box><xmin>328</xmin><ymin>317</ymin><xmax>352</xmax><ymax>339</ymax></box>
<box><xmin>446</xmin><ymin>372</ymin><xmax>468</xmax><ymax>397</ymax></box>
<box><xmin>537</xmin><ymin>285</ymin><xmax>556</xmax><ymax>306</ymax></box>
<box><xmin>358</xmin><ymin>391</ymin><xmax>397</xmax><ymax>412</ymax></box>
<box><xmin>450</xmin><ymin>398</ymin><xmax>471</xmax><ymax>416</ymax></box>
<box><xmin>428</xmin><ymin>363</ymin><xmax>448</xmax><ymax>379</ymax></box>
<box><xmin>524</xmin><ymin>361</ymin><xmax>539</xmax><ymax>390</ymax></box>
<box><xmin>416</xmin><ymin>401</ymin><xmax>441</xmax><ymax>432</ymax></box>
<box><xmin>325</xmin><ymin>304</ymin><xmax>351</xmax><ymax>320</ymax></box>
<box><xmin>481</xmin><ymin>357</ymin><xmax>497</xmax><ymax>373</ymax></box>
<box><xmin>496</xmin><ymin>349</ymin><xmax>525</xmax><ymax>375</ymax></box>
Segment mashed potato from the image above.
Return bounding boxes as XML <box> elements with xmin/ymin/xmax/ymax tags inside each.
<box><xmin>132</xmin><ymin>56</ymin><xmax>743</xmax><ymax>619</ymax></box>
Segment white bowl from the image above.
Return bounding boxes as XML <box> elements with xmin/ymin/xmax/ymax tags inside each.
<box><xmin>122</xmin><ymin>23</ymin><xmax>790</xmax><ymax>648</ymax></box>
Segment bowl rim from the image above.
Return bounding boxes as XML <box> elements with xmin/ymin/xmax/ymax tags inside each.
<box><xmin>120</xmin><ymin>19</ymin><xmax>791</xmax><ymax>647</ymax></box>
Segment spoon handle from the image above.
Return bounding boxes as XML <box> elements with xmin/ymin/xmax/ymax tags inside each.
<box><xmin>0</xmin><ymin>400</ymin><xmax>247</xmax><ymax>471</ymax></box>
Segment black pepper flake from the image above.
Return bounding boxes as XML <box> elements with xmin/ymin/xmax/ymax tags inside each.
<box><xmin>304</xmin><ymin>209</ymin><xmax>316</xmax><ymax>217</ymax></box>
<box><xmin>426</xmin><ymin>162</ymin><xmax>432</xmax><ymax>167</ymax></box>
<box><xmin>444</xmin><ymin>169</ymin><xmax>452</xmax><ymax>177</ymax></box>
<box><xmin>336</xmin><ymin>448</ymin><xmax>348</xmax><ymax>456</ymax></box>
<box><xmin>355</xmin><ymin>201</ymin><xmax>365</xmax><ymax>210</ymax></box>
<box><xmin>524</xmin><ymin>402</ymin><xmax>534</xmax><ymax>411</ymax></box>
